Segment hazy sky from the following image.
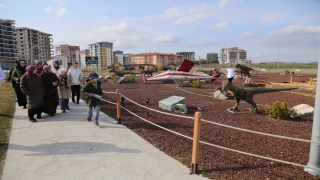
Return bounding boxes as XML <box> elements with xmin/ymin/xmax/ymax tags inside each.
<box><xmin>1</xmin><ymin>0</ymin><xmax>320</xmax><ymax>63</ymax></box>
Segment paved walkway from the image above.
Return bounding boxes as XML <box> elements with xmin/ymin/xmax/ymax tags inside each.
<box><xmin>2</xmin><ymin>100</ymin><xmax>206</xmax><ymax>180</ymax></box>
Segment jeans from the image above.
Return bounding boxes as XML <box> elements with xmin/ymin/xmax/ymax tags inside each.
<box><xmin>71</xmin><ymin>85</ymin><xmax>81</xmax><ymax>103</ymax></box>
<box><xmin>59</xmin><ymin>99</ymin><xmax>69</xmax><ymax>110</ymax></box>
<box><xmin>88</xmin><ymin>105</ymin><xmax>100</xmax><ymax>122</ymax></box>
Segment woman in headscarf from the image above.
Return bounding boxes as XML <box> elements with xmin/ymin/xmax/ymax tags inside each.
<box><xmin>12</xmin><ymin>60</ymin><xmax>27</xmax><ymax>108</ymax></box>
<box><xmin>20</xmin><ymin>65</ymin><xmax>45</xmax><ymax>122</ymax></box>
<box><xmin>6</xmin><ymin>61</ymin><xmax>19</xmax><ymax>101</ymax></box>
<box><xmin>51</xmin><ymin>60</ymin><xmax>61</xmax><ymax>75</ymax></box>
<box><xmin>57</xmin><ymin>68</ymin><xmax>72</xmax><ymax>113</ymax></box>
<box><xmin>41</xmin><ymin>65</ymin><xmax>59</xmax><ymax>116</ymax></box>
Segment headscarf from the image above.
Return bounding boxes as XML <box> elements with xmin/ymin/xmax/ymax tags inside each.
<box><xmin>59</xmin><ymin>68</ymin><xmax>67</xmax><ymax>75</ymax></box>
<box><xmin>25</xmin><ymin>65</ymin><xmax>38</xmax><ymax>78</ymax></box>
<box><xmin>53</xmin><ymin>60</ymin><xmax>60</xmax><ymax>70</ymax></box>
<box><xmin>43</xmin><ymin>65</ymin><xmax>52</xmax><ymax>73</ymax></box>
<box><xmin>17</xmin><ymin>60</ymin><xmax>26</xmax><ymax>73</ymax></box>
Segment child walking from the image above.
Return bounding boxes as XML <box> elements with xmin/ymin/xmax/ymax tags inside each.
<box><xmin>81</xmin><ymin>72</ymin><xmax>103</xmax><ymax>126</ymax></box>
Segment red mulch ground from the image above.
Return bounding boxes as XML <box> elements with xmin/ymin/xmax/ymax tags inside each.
<box><xmin>99</xmin><ymin>73</ymin><xmax>317</xmax><ymax>179</ymax></box>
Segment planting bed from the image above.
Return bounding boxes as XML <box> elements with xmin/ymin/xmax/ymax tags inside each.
<box><xmin>99</xmin><ymin>73</ymin><xmax>317</xmax><ymax>179</ymax></box>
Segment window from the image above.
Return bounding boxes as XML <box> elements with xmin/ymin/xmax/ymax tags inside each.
<box><xmin>21</xmin><ymin>41</ymin><xmax>23</xmax><ymax>43</ymax></box>
<box><xmin>20</xmin><ymin>37</ymin><xmax>23</xmax><ymax>39</ymax></box>
<box><xmin>21</xmin><ymin>45</ymin><xmax>24</xmax><ymax>47</ymax></box>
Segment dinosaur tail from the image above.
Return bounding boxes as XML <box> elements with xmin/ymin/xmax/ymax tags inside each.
<box><xmin>251</xmin><ymin>87</ymin><xmax>297</xmax><ymax>94</ymax></box>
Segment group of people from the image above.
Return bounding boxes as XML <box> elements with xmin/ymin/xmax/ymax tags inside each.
<box><xmin>5</xmin><ymin>60</ymin><xmax>103</xmax><ymax>126</ymax></box>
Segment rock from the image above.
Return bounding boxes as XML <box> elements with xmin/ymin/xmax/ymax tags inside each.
<box><xmin>213</xmin><ymin>90</ymin><xmax>231</xmax><ymax>100</ymax></box>
<box><xmin>182</xmin><ymin>81</ymin><xmax>191</xmax><ymax>87</ymax></box>
<box><xmin>159</xmin><ymin>96</ymin><xmax>186</xmax><ymax>112</ymax></box>
<box><xmin>174</xmin><ymin>104</ymin><xmax>188</xmax><ymax>114</ymax></box>
<box><xmin>291</xmin><ymin>104</ymin><xmax>314</xmax><ymax>120</ymax></box>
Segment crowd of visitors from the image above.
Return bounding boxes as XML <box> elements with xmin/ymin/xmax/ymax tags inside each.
<box><xmin>4</xmin><ymin>60</ymin><xmax>102</xmax><ymax>126</ymax></box>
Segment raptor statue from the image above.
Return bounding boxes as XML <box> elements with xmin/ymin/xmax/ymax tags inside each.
<box><xmin>235</xmin><ymin>64</ymin><xmax>255</xmax><ymax>77</ymax></box>
<box><xmin>222</xmin><ymin>81</ymin><xmax>297</xmax><ymax>113</ymax></box>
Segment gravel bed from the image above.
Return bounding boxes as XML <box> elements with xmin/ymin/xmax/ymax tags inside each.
<box><xmin>98</xmin><ymin>73</ymin><xmax>317</xmax><ymax>179</ymax></box>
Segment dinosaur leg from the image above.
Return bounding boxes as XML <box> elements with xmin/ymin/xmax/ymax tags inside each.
<box><xmin>232</xmin><ymin>97</ymin><xmax>241</xmax><ymax>110</ymax></box>
<box><xmin>245</xmin><ymin>98</ymin><xmax>258</xmax><ymax>113</ymax></box>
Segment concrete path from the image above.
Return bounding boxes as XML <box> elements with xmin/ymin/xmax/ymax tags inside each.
<box><xmin>2</xmin><ymin>100</ymin><xmax>206</xmax><ymax>180</ymax></box>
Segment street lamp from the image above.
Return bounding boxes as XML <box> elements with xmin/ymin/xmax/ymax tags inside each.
<box><xmin>145</xmin><ymin>98</ymin><xmax>149</xmax><ymax>116</ymax></box>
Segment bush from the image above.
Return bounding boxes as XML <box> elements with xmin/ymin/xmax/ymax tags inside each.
<box><xmin>264</xmin><ymin>101</ymin><xmax>294</xmax><ymax>120</ymax></box>
<box><xmin>176</xmin><ymin>77</ymin><xmax>191</xmax><ymax>87</ymax></box>
<box><xmin>124</xmin><ymin>76</ymin><xmax>135</xmax><ymax>83</ymax></box>
<box><xmin>191</xmin><ymin>80</ymin><xmax>202</xmax><ymax>88</ymax></box>
<box><xmin>111</xmin><ymin>75</ymin><xmax>120</xmax><ymax>83</ymax></box>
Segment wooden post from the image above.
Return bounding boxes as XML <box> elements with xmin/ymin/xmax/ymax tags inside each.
<box><xmin>310</xmin><ymin>77</ymin><xmax>313</xmax><ymax>85</ymax></box>
<box><xmin>116</xmin><ymin>89</ymin><xmax>121</xmax><ymax>124</ymax></box>
<box><xmin>290</xmin><ymin>75</ymin><xmax>293</xmax><ymax>84</ymax></box>
<box><xmin>191</xmin><ymin>112</ymin><xmax>201</xmax><ymax>174</ymax></box>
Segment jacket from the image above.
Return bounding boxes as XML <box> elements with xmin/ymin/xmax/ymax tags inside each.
<box><xmin>12</xmin><ymin>67</ymin><xmax>25</xmax><ymax>84</ymax></box>
<box><xmin>67</xmin><ymin>67</ymin><xmax>83</xmax><ymax>85</ymax></box>
<box><xmin>81</xmin><ymin>81</ymin><xmax>103</xmax><ymax>107</ymax></box>
<box><xmin>57</xmin><ymin>74</ymin><xmax>72</xmax><ymax>99</ymax></box>
<box><xmin>20</xmin><ymin>74</ymin><xmax>45</xmax><ymax>109</ymax></box>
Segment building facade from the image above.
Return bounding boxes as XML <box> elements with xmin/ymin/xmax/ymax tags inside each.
<box><xmin>131</xmin><ymin>52</ymin><xmax>183</xmax><ymax>66</ymax></box>
<box><xmin>176</xmin><ymin>52</ymin><xmax>195</xmax><ymax>61</ymax></box>
<box><xmin>80</xmin><ymin>49</ymin><xmax>90</xmax><ymax>67</ymax></box>
<box><xmin>206</xmin><ymin>52</ymin><xmax>218</xmax><ymax>63</ymax></box>
<box><xmin>113</xmin><ymin>50</ymin><xmax>123</xmax><ymax>65</ymax></box>
<box><xmin>123</xmin><ymin>53</ymin><xmax>133</xmax><ymax>65</ymax></box>
<box><xmin>55</xmin><ymin>44</ymin><xmax>80</xmax><ymax>65</ymax></box>
<box><xmin>88</xmin><ymin>41</ymin><xmax>113</xmax><ymax>67</ymax></box>
<box><xmin>16</xmin><ymin>27</ymin><xmax>53</xmax><ymax>65</ymax></box>
<box><xmin>0</xmin><ymin>19</ymin><xmax>18</xmax><ymax>68</ymax></box>
<box><xmin>219</xmin><ymin>47</ymin><xmax>247</xmax><ymax>64</ymax></box>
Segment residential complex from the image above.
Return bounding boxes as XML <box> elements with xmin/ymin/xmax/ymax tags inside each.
<box><xmin>0</xmin><ymin>19</ymin><xmax>17</xmax><ymax>69</ymax></box>
<box><xmin>131</xmin><ymin>52</ymin><xmax>183</xmax><ymax>66</ymax></box>
<box><xmin>113</xmin><ymin>50</ymin><xmax>123</xmax><ymax>65</ymax></box>
<box><xmin>88</xmin><ymin>41</ymin><xmax>113</xmax><ymax>67</ymax></box>
<box><xmin>123</xmin><ymin>53</ymin><xmax>133</xmax><ymax>65</ymax></box>
<box><xmin>176</xmin><ymin>52</ymin><xmax>195</xmax><ymax>61</ymax></box>
<box><xmin>206</xmin><ymin>52</ymin><xmax>218</xmax><ymax>63</ymax></box>
<box><xmin>55</xmin><ymin>44</ymin><xmax>80</xmax><ymax>65</ymax></box>
<box><xmin>16</xmin><ymin>27</ymin><xmax>53</xmax><ymax>64</ymax></box>
<box><xmin>80</xmin><ymin>49</ymin><xmax>90</xmax><ymax>67</ymax></box>
<box><xmin>219</xmin><ymin>47</ymin><xmax>247</xmax><ymax>64</ymax></box>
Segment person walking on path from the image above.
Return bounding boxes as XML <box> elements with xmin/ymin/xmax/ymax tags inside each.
<box><xmin>51</xmin><ymin>60</ymin><xmax>61</xmax><ymax>76</ymax></box>
<box><xmin>226</xmin><ymin>65</ymin><xmax>236</xmax><ymax>83</ymax></box>
<box><xmin>57</xmin><ymin>68</ymin><xmax>71</xmax><ymax>113</ymax></box>
<box><xmin>41</xmin><ymin>65</ymin><xmax>59</xmax><ymax>116</ymax></box>
<box><xmin>81</xmin><ymin>72</ymin><xmax>103</xmax><ymax>126</ymax></box>
<box><xmin>67</xmin><ymin>61</ymin><xmax>83</xmax><ymax>104</ymax></box>
<box><xmin>20</xmin><ymin>65</ymin><xmax>45</xmax><ymax>122</ymax></box>
<box><xmin>6</xmin><ymin>61</ymin><xmax>18</xmax><ymax>101</ymax></box>
<box><xmin>12</xmin><ymin>60</ymin><xmax>27</xmax><ymax>109</ymax></box>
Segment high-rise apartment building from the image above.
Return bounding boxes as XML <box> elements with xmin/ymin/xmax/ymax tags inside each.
<box><xmin>113</xmin><ymin>50</ymin><xmax>123</xmax><ymax>65</ymax></box>
<box><xmin>206</xmin><ymin>52</ymin><xmax>218</xmax><ymax>63</ymax></box>
<box><xmin>0</xmin><ymin>19</ymin><xmax>18</xmax><ymax>68</ymax></box>
<box><xmin>16</xmin><ymin>27</ymin><xmax>53</xmax><ymax>64</ymax></box>
<box><xmin>88</xmin><ymin>41</ymin><xmax>113</xmax><ymax>67</ymax></box>
<box><xmin>176</xmin><ymin>52</ymin><xmax>195</xmax><ymax>61</ymax></box>
<box><xmin>220</xmin><ymin>47</ymin><xmax>247</xmax><ymax>64</ymax></box>
<box><xmin>80</xmin><ymin>49</ymin><xmax>90</xmax><ymax>67</ymax></box>
<box><xmin>55</xmin><ymin>44</ymin><xmax>80</xmax><ymax>65</ymax></box>
<box><xmin>123</xmin><ymin>53</ymin><xmax>133</xmax><ymax>65</ymax></box>
<box><xmin>131</xmin><ymin>52</ymin><xmax>183</xmax><ymax>66</ymax></box>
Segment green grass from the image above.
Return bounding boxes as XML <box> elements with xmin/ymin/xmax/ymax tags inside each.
<box><xmin>0</xmin><ymin>79</ymin><xmax>16</xmax><ymax>179</ymax></box>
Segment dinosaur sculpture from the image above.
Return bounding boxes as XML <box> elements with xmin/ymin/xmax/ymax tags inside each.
<box><xmin>222</xmin><ymin>81</ymin><xmax>297</xmax><ymax>112</ymax></box>
<box><xmin>235</xmin><ymin>64</ymin><xmax>255</xmax><ymax>77</ymax></box>
<box><xmin>141</xmin><ymin>69</ymin><xmax>153</xmax><ymax>77</ymax></box>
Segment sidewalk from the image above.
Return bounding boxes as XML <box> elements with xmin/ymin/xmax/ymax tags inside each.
<box><xmin>2</xmin><ymin>100</ymin><xmax>207</xmax><ymax>180</ymax></box>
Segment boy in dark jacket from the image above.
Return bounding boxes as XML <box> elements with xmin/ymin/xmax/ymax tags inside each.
<box><xmin>81</xmin><ymin>72</ymin><xmax>103</xmax><ymax>126</ymax></box>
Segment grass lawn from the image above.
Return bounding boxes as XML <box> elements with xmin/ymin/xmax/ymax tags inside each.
<box><xmin>0</xmin><ymin>80</ymin><xmax>16</xmax><ymax>179</ymax></box>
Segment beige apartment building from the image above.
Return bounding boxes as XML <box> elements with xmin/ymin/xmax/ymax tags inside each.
<box><xmin>220</xmin><ymin>47</ymin><xmax>247</xmax><ymax>64</ymax></box>
<box><xmin>80</xmin><ymin>49</ymin><xmax>90</xmax><ymax>67</ymax></box>
<box><xmin>55</xmin><ymin>44</ymin><xmax>80</xmax><ymax>65</ymax></box>
<box><xmin>16</xmin><ymin>27</ymin><xmax>53</xmax><ymax>64</ymax></box>
<box><xmin>131</xmin><ymin>52</ymin><xmax>183</xmax><ymax>66</ymax></box>
<box><xmin>88</xmin><ymin>41</ymin><xmax>113</xmax><ymax>67</ymax></box>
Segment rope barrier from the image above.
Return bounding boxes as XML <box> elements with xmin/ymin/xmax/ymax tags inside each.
<box><xmin>103</xmin><ymin>91</ymin><xmax>116</xmax><ymax>94</ymax></box>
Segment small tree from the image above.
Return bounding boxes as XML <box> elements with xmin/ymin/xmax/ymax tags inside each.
<box><xmin>265</xmin><ymin>101</ymin><xmax>294</xmax><ymax>120</ymax></box>
<box><xmin>157</xmin><ymin>63</ymin><xmax>164</xmax><ymax>71</ymax></box>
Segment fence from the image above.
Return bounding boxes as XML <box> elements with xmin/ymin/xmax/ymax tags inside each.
<box><xmin>100</xmin><ymin>89</ymin><xmax>320</xmax><ymax>175</ymax></box>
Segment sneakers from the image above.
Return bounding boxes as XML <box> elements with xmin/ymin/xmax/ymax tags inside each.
<box><xmin>87</xmin><ymin>116</ymin><xmax>92</xmax><ymax>122</ymax></box>
<box><xmin>95</xmin><ymin>122</ymin><xmax>99</xmax><ymax>126</ymax></box>
<box><xmin>29</xmin><ymin>117</ymin><xmax>37</xmax><ymax>122</ymax></box>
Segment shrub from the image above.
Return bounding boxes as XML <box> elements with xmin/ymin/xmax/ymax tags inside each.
<box><xmin>124</xmin><ymin>76</ymin><xmax>135</xmax><ymax>83</ymax></box>
<box><xmin>191</xmin><ymin>80</ymin><xmax>202</xmax><ymax>88</ymax></box>
<box><xmin>176</xmin><ymin>77</ymin><xmax>191</xmax><ymax>87</ymax></box>
<box><xmin>264</xmin><ymin>101</ymin><xmax>294</xmax><ymax>120</ymax></box>
<box><xmin>111</xmin><ymin>75</ymin><xmax>120</xmax><ymax>83</ymax></box>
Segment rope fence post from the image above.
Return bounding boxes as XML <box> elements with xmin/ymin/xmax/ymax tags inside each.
<box><xmin>191</xmin><ymin>112</ymin><xmax>201</xmax><ymax>174</ymax></box>
<box><xmin>116</xmin><ymin>89</ymin><xmax>121</xmax><ymax>124</ymax></box>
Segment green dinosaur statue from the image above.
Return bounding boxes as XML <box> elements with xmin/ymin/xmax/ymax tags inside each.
<box><xmin>222</xmin><ymin>81</ymin><xmax>297</xmax><ymax>112</ymax></box>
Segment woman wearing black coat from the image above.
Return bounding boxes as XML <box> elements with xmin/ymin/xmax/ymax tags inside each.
<box><xmin>12</xmin><ymin>60</ymin><xmax>27</xmax><ymax>108</ymax></box>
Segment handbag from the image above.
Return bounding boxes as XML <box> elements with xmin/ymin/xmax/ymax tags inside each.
<box><xmin>46</xmin><ymin>88</ymin><xmax>56</xmax><ymax>96</ymax></box>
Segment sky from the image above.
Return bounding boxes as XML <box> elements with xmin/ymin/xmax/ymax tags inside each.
<box><xmin>1</xmin><ymin>0</ymin><xmax>320</xmax><ymax>63</ymax></box>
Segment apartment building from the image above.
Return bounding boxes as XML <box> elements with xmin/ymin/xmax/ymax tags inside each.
<box><xmin>80</xmin><ymin>49</ymin><xmax>90</xmax><ymax>67</ymax></box>
<box><xmin>131</xmin><ymin>52</ymin><xmax>183</xmax><ymax>66</ymax></box>
<box><xmin>206</xmin><ymin>52</ymin><xmax>218</xmax><ymax>63</ymax></box>
<box><xmin>0</xmin><ymin>19</ymin><xmax>18</xmax><ymax>68</ymax></box>
<box><xmin>88</xmin><ymin>41</ymin><xmax>113</xmax><ymax>67</ymax></box>
<box><xmin>16</xmin><ymin>27</ymin><xmax>53</xmax><ymax>65</ymax></box>
<box><xmin>220</xmin><ymin>47</ymin><xmax>247</xmax><ymax>64</ymax></box>
<box><xmin>113</xmin><ymin>50</ymin><xmax>123</xmax><ymax>65</ymax></box>
<box><xmin>123</xmin><ymin>53</ymin><xmax>133</xmax><ymax>65</ymax></box>
<box><xmin>55</xmin><ymin>44</ymin><xmax>80</xmax><ymax>65</ymax></box>
<box><xmin>176</xmin><ymin>52</ymin><xmax>195</xmax><ymax>61</ymax></box>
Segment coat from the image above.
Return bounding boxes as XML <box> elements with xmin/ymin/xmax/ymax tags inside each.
<box><xmin>57</xmin><ymin>74</ymin><xmax>72</xmax><ymax>99</ymax></box>
<box><xmin>12</xmin><ymin>67</ymin><xmax>25</xmax><ymax>85</ymax></box>
<box><xmin>20</xmin><ymin>74</ymin><xmax>45</xmax><ymax>109</ymax></box>
<box><xmin>40</xmin><ymin>72</ymin><xmax>59</xmax><ymax>114</ymax></box>
<box><xmin>81</xmin><ymin>81</ymin><xmax>103</xmax><ymax>107</ymax></box>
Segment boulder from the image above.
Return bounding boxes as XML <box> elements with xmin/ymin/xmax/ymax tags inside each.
<box><xmin>182</xmin><ymin>81</ymin><xmax>191</xmax><ymax>87</ymax></box>
<box><xmin>213</xmin><ymin>89</ymin><xmax>231</xmax><ymax>100</ymax></box>
<box><xmin>291</xmin><ymin>104</ymin><xmax>314</xmax><ymax>120</ymax></box>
